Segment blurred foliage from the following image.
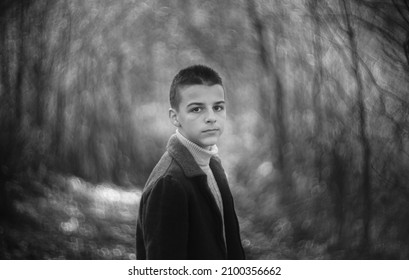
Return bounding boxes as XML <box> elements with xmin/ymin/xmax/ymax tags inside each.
<box><xmin>1</xmin><ymin>0</ymin><xmax>409</xmax><ymax>259</ymax></box>
<box><xmin>0</xmin><ymin>172</ymin><xmax>139</xmax><ymax>259</ymax></box>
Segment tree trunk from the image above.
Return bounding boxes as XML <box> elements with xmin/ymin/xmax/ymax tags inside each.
<box><xmin>339</xmin><ymin>0</ymin><xmax>372</xmax><ymax>254</ymax></box>
<box><xmin>309</xmin><ymin>0</ymin><xmax>325</xmax><ymax>181</ymax></box>
<box><xmin>246</xmin><ymin>0</ymin><xmax>292</xmax><ymax>213</ymax></box>
<box><xmin>54</xmin><ymin>3</ymin><xmax>71</xmax><ymax>162</ymax></box>
<box><xmin>14</xmin><ymin>1</ymin><xmax>27</xmax><ymax>125</ymax></box>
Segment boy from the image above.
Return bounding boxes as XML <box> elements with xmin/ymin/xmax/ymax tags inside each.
<box><xmin>136</xmin><ymin>65</ymin><xmax>245</xmax><ymax>260</ymax></box>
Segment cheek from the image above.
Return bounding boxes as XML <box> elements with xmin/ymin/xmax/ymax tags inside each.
<box><xmin>218</xmin><ymin>112</ymin><xmax>227</xmax><ymax>121</ymax></box>
<box><xmin>219</xmin><ymin>115</ymin><xmax>226</xmax><ymax>129</ymax></box>
<box><xmin>181</xmin><ymin>116</ymin><xmax>200</xmax><ymax>129</ymax></box>
<box><xmin>186</xmin><ymin>114</ymin><xmax>202</xmax><ymax>122</ymax></box>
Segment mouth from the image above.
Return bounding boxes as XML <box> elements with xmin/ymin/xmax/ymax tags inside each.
<box><xmin>202</xmin><ymin>128</ymin><xmax>219</xmax><ymax>133</ymax></box>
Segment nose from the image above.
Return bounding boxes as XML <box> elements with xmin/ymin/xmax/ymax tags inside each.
<box><xmin>205</xmin><ymin>109</ymin><xmax>216</xmax><ymax>123</ymax></box>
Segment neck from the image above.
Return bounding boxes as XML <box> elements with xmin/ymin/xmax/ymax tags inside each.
<box><xmin>176</xmin><ymin>130</ymin><xmax>218</xmax><ymax>167</ymax></box>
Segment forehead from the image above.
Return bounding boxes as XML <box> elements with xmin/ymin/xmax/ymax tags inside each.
<box><xmin>178</xmin><ymin>84</ymin><xmax>225</xmax><ymax>105</ymax></box>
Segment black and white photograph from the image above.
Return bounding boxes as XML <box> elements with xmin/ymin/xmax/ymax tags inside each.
<box><xmin>1</xmin><ymin>0</ymin><xmax>409</xmax><ymax>266</ymax></box>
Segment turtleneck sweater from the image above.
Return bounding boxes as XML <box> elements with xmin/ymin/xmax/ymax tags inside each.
<box><xmin>175</xmin><ymin>130</ymin><xmax>226</xmax><ymax>244</ymax></box>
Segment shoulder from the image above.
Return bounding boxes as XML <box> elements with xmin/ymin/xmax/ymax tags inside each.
<box><xmin>141</xmin><ymin>163</ymin><xmax>189</xmax><ymax>209</ymax></box>
<box><xmin>143</xmin><ymin>151</ymin><xmax>188</xmax><ymax>194</ymax></box>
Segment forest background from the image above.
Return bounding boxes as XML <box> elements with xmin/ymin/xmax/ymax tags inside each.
<box><xmin>1</xmin><ymin>0</ymin><xmax>409</xmax><ymax>260</ymax></box>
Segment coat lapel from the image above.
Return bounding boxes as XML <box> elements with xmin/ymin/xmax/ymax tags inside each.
<box><xmin>209</xmin><ymin>157</ymin><xmax>230</xmax><ymax>205</ymax></box>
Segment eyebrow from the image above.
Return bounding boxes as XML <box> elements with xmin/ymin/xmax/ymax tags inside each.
<box><xmin>186</xmin><ymin>101</ymin><xmax>225</xmax><ymax>107</ymax></box>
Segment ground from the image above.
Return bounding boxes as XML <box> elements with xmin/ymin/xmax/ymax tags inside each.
<box><xmin>0</xmin><ymin>173</ymin><xmax>140</xmax><ymax>260</ymax></box>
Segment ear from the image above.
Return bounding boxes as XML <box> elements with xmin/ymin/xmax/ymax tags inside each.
<box><xmin>169</xmin><ymin>108</ymin><xmax>180</xmax><ymax>127</ymax></box>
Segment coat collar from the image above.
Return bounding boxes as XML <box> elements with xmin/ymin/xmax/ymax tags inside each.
<box><xmin>167</xmin><ymin>134</ymin><xmax>209</xmax><ymax>178</ymax></box>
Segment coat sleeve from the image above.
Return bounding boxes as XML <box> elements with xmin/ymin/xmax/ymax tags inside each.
<box><xmin>142</xmin><ymin>176</ymin><xmax>189</xmax><ymax>259</ymax></box>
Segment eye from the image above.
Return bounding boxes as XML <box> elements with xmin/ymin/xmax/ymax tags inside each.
<box><xmin>190</xmin><ymin>107</ymin><xmax>202</xmax><ymax>113</ymax></box>
<box><xmin>214</xmin><ymin>105</ymin><xmax>225</xmax><ymax>112</ymax></box>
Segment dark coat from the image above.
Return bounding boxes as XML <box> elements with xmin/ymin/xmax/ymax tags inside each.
<box><xmin>136</xmin><ymin>134</ymin><xmax>245</xmax><ymax>260</ymax></box>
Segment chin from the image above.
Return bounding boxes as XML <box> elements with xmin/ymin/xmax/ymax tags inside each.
<box><xmin>200</xmin><ymin>137</ymin><xmax>219</xmax><ymax>147</ymax></box>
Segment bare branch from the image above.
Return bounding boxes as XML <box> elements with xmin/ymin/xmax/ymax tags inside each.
<box><xmin>392</xmin><ymin>0</ymin><xmax>409</xmax><ymax>26</ymax></box>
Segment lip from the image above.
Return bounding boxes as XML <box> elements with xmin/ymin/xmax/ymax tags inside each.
<box><xmin>202</xmin><ymin>128</ymin><xmax>219</xmax><ymax>133</ymax></box>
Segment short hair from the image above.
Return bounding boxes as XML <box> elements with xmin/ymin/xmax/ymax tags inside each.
<box><xmin>169</xmin><ymin>65</ymin><xmax>223</xmax><ymax>110</ymax></box>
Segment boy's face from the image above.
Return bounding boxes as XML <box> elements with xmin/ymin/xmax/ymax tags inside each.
<box><xmin>169</xmin><ymin>84</ymin><xmax>226</xmax><ymax>149</ymax></box>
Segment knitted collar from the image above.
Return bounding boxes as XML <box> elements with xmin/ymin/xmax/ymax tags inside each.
<box><xmin>166</xmin><ymin>134</ymin><xmax>225</xmax><ymax>179</ymax></box>
<box><xmin>176</xmin><ymin>130</ymin><xmax>218</xmax><ymax>167</ymax></box>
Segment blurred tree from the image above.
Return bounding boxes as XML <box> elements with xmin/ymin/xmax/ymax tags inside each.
<box><xmin>0</xmin><ymin>0</ymin><xmax>31</xmax><ymax>221</ymax></box>
<box><xmin>0</xmin><ymin>1</ymin><xmax>15</xmax><ymax>221</ymax></box>
<box><xmin>14</xmin><ymin>0</ymin><xmax>27</xmax><ymax>125</ymax></box>
<box><xmin>339</xmin><ymin>0</ymin><xmax>373</xmax><ymax>253</ymax></box>
<box><xmin>246</xmin><ymin>0</ymin><xmax>293</xmax><ymax>222</ymax></box>
<box><xmin>359</xmin><ymin>0</ymin><xmax>409</xmax><ymax>256</ymax></box>
<box><xmin>31</xmin><ymin>1</ymin><xmax>54</xmax><ymax>129</ymax></box>
<box><xmin>308</xmin><ymin>0</ymin><xmax>325</xmax><ymax>180</ymax></box>
<box><xmin>53</xmin><ymin>0</ymin><xmax>72</xmax><ymax>162</ymax></box>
